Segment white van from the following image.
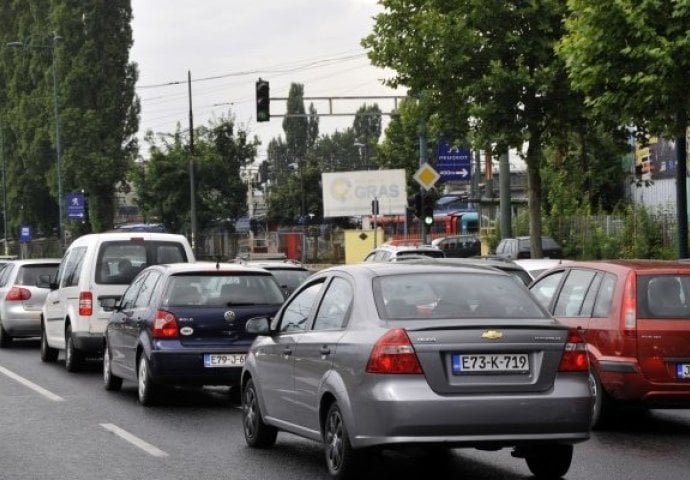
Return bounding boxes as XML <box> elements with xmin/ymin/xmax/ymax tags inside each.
<box><xmin>40</xmin><ymin>232</ymin><xmax>194</xmax><ymax>371</ymax></box>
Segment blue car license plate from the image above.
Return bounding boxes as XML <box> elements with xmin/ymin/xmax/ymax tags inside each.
<box><xmin>676</xmin><ymin>363</ymin><xmax>690</xmax><ymax>379</ymax></box>
<box><xmin>452</xmin><ymin>353</ymin><xmax>529</xmax><ymax>374</ymax></box>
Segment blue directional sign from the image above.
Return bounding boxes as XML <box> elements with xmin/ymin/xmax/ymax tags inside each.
<box><xmin>19</xmin><ymin>225</ymin><xmax>31</xmax><ymax>243</ymax></box>
<box><xmin>436</xmin><ymin>141</ymin><xmax>472</xmax><ymax>181</ymax></box>
<box><xmin>67</xmin><ymin>192</ymin><xmax>85</xmax><ymax>221</ymax></box>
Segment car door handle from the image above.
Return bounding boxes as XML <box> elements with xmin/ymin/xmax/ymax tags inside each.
<box><xmin>52</xmin><ymin>300</ymin><xmax>60</xmax><ymax>305</ymax></box>
<box><xmin>282</xmin><ymin>347</ymin><xmax>293</xmax><ymax>356</ymax></box>
<box><xmin>320</xmin><ymin>346</ymin><xmax>331</xmax><ymax>355</ymax></box>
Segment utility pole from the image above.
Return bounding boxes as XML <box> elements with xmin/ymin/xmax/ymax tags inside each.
<box><xmin>419</xmin><ymin>119</ymin><xmax>429</xmax><ymax>245</ymax></box>
<box><xmin>499</xmin><ymin>151</ymin><xmax>512</xmax><ymax>238</ymax></box>
<box><xmin>0</xmin><ymin>121</ymin><xmax>7</xmax><ymax>255</ymax></box>
<box><xmin>188</xmin><ymin>70</ymin><xmax>197</xmax><ymax>255</ymax></box>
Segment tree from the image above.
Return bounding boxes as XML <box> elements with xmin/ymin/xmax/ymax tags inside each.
<box><xmin>269</xmin><ymin>83</ymin><xmax>312</xmax><ymax>223</ymax></box>
<box><xmin>134</xmin><ymin>117</ymin><xmax>257</xmax><ymax>233</ymax></box>
<box><xmin>55</xmin><ymin>0</ymin><xmax>140</xmax><ymax>233</ymax></box>
<box><xmin>558</xmin><ymin>0</ymin><xmax>690</xmax><ymax>257</ymax></box>
<box><xmin>1</xmin><ymin>0</ymin><xmax>140</xmax><ymax>240</ymax></box>
<box><xmin>363</xmin><ymin>0</ymin><xmax>584</xmax><ymax>257</ymax></box>
<box><xmin>353</xmin><ymin>103</ymin><xmax>382</xmax><ymax>169</ymax></box>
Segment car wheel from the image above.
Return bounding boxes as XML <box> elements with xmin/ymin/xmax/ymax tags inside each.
<box><xmin>324</xmin><ymin>402</ymin><xmax>361</xmax><ymax>480</ymax></box>
<box><xmin>0</xmin><ymin>320</ymin><xmax>12</xmax><ymax>348</ymax></box>
<box><xmin>103</xmin><ymin>338</ymin><xmax>123</xmax><ymax>392</ymax></box>
<box><xmin>40</xmin><ymin>323</ymin><xmax>58</xmax><ymax>362</ymax></box>
<box><xmin>242</xmin><ymin>378</ymin><xmax>277</xmax><ymax>448</ymax></box>
<box><xmin>64</xmin><ymin>325</ymin><xmax>83</xmax><ymax>372</ymax></box>
<box><xmin>525</xmin><ymin>444</ymin><xmax>573</xmax><ymax>479</ymax></box>
<box><xmin>137</xmin><ymin>355</ymin><xmax>158</xmax><ymax>406</ymax></box>
<box><xmin>590</xmin><ymin>367</ymin><xmax>615</xmax><ymax>430</ymax></box>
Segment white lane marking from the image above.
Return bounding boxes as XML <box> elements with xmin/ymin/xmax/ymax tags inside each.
<box><xmin>0</xmin><ymin>365</ymin><xmax>64</xmax><ymax>401</ymax></box>
<box><xmin>100</xmin><ymin>423</ymin><xmax>169</xmax><ymax>457</ymax></box>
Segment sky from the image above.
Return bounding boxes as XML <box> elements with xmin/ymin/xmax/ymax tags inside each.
<box><xmin>130</xmin><ymin>0</ymin><xmax>403</xmax><ymax>161</ymax></box>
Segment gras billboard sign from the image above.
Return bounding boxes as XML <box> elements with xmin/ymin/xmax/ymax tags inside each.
<box><xmin>322</xmin><ymin>169</ymin><xmax>407</xmax><ymax>217</ymax></box>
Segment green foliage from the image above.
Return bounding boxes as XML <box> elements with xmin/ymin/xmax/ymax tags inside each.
<box><xmin>135</xmin><ymin>117</ymin><xmax>257</xmax><ymax>233</ymax></box>
<box><xmin>559</xmin><ymin>0</ymin><xmax>690</xmax><ymax>138</ymax></box>
<box><xmin>364</xmin><ymin>0</ymin><xmax>586</xmax><ymax>257</ymax></box>
<box><xmin>1</xmin><ymin>0</ymin><xmax>139</xmax><ymax>241</ymax></box>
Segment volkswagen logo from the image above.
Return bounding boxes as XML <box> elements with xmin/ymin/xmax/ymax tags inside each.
<box><xmin>224</xmin><ymin>310</ymin><xmax>236</xmax><ymax>323</ymax></box>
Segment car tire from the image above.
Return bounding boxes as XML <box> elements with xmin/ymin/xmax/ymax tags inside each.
<box><xmin>65</xmin><ymin>325</ymin><xmax>84</xmax><ymax>372</ymax></box>
<box><xmin>525</xmin><ymin>444</ymin><xmax>573</xmax><ymax>479</ymax></box>
<box><xmin>324</xmin><ymin>402</ymin><xmax>361</xmax><ymax>480</ymax></box>
<box><xmin>137</xmin><ymin>355</ymin><xmax>158</xmax><ymax>406</ymax></box>
<box><xmin>103</xmin><ymin>338</ymin><xmax>123</xmax><ymax>392</ymax></box>
<box><xmin>40</xmin><ymin>322</ymin><xmax>58</xmax><ymax>362</ymax></box>
<box><xmin>590</xmin><ymin>367</ymin><xmax>615</xmax><ymax>430</ymax></box>
<box><xmin>242</xmin><ymin>378</ymin><xmax>277</xmax><ymax>448</ymax></box>
<box><xmin>0</xmin><ymin>320</ymin><xmax>12</xmax><ymax>348</ymax></box>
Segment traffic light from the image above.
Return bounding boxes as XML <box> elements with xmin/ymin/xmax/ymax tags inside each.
<box><xmin>423</xmin><ymin>194</ymin><xmax>435</xmax><ymax>227</ymax></box>
<box><xmin>255</xmin><ymin>79</ymin><xmax>270</xmax><ymax>122</ymax></box>
<box><xmin>408</xmin><ymin>192</ymin><xmax>423</xmax><ymax>218</ymax></box>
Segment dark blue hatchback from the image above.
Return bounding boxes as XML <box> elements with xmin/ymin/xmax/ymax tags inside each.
<box><xmin>103</xmin><ymin>262</ymin><xmax>285</xmax><ymax>405</ymax></box>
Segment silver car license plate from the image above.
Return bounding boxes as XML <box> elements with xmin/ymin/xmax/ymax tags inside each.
<box><xmin>452</xmin><ymin>353</ymin><xmax>529</xmax><ymax>374</ymax></box>
<box><xmin>204</xmin><ymin>353</ymin><xmax>246</xmax><ymax>368</ymax></box>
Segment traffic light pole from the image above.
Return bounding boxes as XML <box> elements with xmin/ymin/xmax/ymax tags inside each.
<box><xmin>419</xmin><ymin>121</ymin><xmax>429</xmax><ymax>245</ymax></box>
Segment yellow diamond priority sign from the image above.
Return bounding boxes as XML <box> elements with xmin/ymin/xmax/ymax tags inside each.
<box><xmin>414</xmin><ymin>163</ymin><xmax>440</xmax><ymax>190</ymax></box>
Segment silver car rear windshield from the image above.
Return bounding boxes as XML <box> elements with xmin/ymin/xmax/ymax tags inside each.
<box><xmin>163</xmin><ymin>273</ymin><xmax>285</xmax><ymax>307</ymax></box>
<box><xmin>375</xmin><ymin>273</ymin><xmax>548</xmax><ymax>320</ymax></box>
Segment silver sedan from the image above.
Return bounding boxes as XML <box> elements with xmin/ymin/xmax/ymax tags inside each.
<box><xmin>241</xmin><ymin>263</ymin><xmax>593</xmax><ymax>479</ymax></box>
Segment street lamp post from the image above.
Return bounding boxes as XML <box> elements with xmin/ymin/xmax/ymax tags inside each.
<box><xmin>0</xmin><ymin>121</ymin><xmax>7</xmax><ymax>255</ymax></box>
<box><xmin>7</xmin><ymin>32</ymin><xmax>64</xmax><ymax>247</ymax></box>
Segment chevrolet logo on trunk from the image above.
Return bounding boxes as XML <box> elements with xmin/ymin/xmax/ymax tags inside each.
<box><xmin>481</xmin><ymin>330</ymin><xmax>503</xmax><ymax>340</ymax></box>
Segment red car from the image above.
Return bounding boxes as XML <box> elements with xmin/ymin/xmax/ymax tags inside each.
<box><xmin>529</xmin><ymin>260</ymin><xmax>690</xmax><ymax>428</ymax></box>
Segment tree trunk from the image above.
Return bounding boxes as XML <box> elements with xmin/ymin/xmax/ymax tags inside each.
<box><xmin>676</xmin><ymin>109</ymin><xmax>688</xmax><ymax>259</ymax></box>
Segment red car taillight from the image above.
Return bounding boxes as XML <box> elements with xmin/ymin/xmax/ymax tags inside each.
<box><xmin>366</xmin><ymin>328</ymin><xmax>423</xmax><ymax>374</ymax></box>
<box><xmin>621</xmin><ymin>271</ymin><xmax>637</xmax><ymax>337</ymax></box>
<box><xmin>152</xmin><ymin>310</ymin><xmax>179</xmax><ymax>339</ymax></box>
<box><xmin>558</xmin><ymin>328</ymin><xmax>589</xmax><ymax>372</ymax></box>
<box><xmin>79</xmin><ymin>291</ymin><xmax>93</xmax><ymax>316</ymax></box>
<box><xmin>5</xmin><ymin>287</ymin><xmax>31</xmax><ymax>301</ymax></box>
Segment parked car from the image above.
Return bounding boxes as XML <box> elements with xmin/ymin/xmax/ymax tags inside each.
<box><xmin>41</xmin><ymin>232</ymin><xmax>195</xmax><ymax>372</ymax></box>
<box><xmin>514</xmin><ymin>258</ymin><xmax>573</xmax><ymax>280</ymax></box>
<box><xmin>237</xmin><ymin>258</ymin><xmax>312</xmax><ymax>296</ymax></box>
<box><xmin>363</xmin><ymin>243</ymin><xmax>445</xmax><ymax>262</ymax></box>
<box><xmin>0</xmin><ymin>259</ymin><xmax>60</xmax><ymax>347</ymax></box>
<box><xmin>241</xmin><ymin>263</ymin><xmax>592</xmax><ymax>479</ymax></box>
<box><xmin>494</xmin><ymin>236</ymin><xmax>563</xmax><ymax>259</ymax></box>
<box><xmin>529</xmin><ymin>260</ymin><xmax>690</xmax><ymax>428</ymax></box>
<box><xmin>391</xmin><ymin>255</ymin><xmax>533</xmax><ymax>286</ymax></box>
<box><xmin>431</xmin><ymin>234</ymin><xmax>481</xmax><ymax>258</ymax></box>
<box><xmin>103</xmin><ymin>262</ymin><xmax>286</xmax><ymax>405</ymax></box>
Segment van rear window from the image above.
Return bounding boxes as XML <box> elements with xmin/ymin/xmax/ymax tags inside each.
<box><xmin>96</xmin><ymin>241</ymin><xmax>188</xmax><ymax>285</ymax></box>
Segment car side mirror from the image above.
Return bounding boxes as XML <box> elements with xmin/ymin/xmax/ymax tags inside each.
<box><xmin>100</xmin><ymin>296</ymin><xmax>121</xmax><ymax>312</ymax></box>
<box><xmin>245</xmin><ymin>316</ymin><xmax>271</xmax><ymax>335</ymax></box>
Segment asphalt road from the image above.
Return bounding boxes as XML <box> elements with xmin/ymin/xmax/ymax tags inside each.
<box><xmin>2</xmin><ymin>337</ymin><xmax>690</xmax><ymax>480</ymax></box>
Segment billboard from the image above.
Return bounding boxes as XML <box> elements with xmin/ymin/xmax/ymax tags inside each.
<box><xmin>635</xmin><ymin>130</ymin><xmax>690</xmax><ymax>180</ymax></box>
<box><xmin>322</xmin><ymin>169</ymin><xmax>407</xmax><ymax>217</ymax></box>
